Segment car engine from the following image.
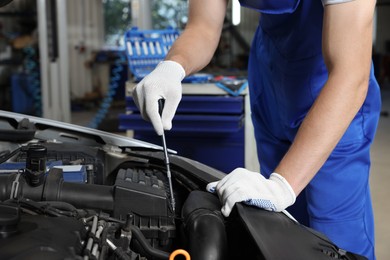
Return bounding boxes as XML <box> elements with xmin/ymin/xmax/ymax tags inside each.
<box><xmin>0</xmin><ymin>126</ymin><xmax>225</xmax><ymax>260</ymax></box>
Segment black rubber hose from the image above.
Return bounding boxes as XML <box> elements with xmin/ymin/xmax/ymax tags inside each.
<box><xmin>37</xmin><ymin>201</ymin><xmax>77</xmax><ymax>212</ymax></box>
<box><xmin>182</xmin><ymin>191</ymin><xmax>228</xmax><ymax>260</ymax></box>
<box><xmin>0</xmin><ymin>147</ymin><xmax>22</xmax><ymax>164</ymax></box>
<box><xmin>0</xmin><ymin>0</ymin><xmax>14</xmax><ymax>8</ymax></box>
<box><xmin>0</xmin><ymin>172</ymin><xmax>114</xmax><ymax>212</ymax></box>
<box><xmin>113</xmin><ymin>247</ymin><xmax>131</xmax><ymax>260</ymax></box>
<box><xmin>55</xmin><ymin>182</ymin><xmax>114</xmax><ymax>211</ymax></box>
<box><xmin>130</xmin><ymin>225</ymin><xmax>170</xmax><ymax>259</ymax></box>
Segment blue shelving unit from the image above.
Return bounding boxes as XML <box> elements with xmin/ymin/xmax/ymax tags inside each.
<box><xmin>120</xmin><ymin>89</ymin><xmax>247</xmax><ymax>173</ymax></box>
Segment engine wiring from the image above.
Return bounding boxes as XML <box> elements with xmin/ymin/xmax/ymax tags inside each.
<box><xmin>3</xmin><ymin>196</ymin><xmax>174</xmax><ymax>260</ymax></box>
<box><xmin>0</xmin><ymin>146</ymin><xmax>24</xmax><ymax>164</ymax></box>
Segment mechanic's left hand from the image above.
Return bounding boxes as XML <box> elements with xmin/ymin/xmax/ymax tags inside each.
<box><xmin>206</xmin><ymin>168</ymin><xmax>296</xmax><ymax>217</ymax></box>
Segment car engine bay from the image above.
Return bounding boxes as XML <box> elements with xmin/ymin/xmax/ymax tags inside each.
<box><xmin>0</xmin><ymin>111</ymin><xmax>368</xmax><ymax>260</ymax></box>
<box><xmin>0</xmin><ymin>113</ymin><xmax>229</xmax><ymax>260</ymax></box>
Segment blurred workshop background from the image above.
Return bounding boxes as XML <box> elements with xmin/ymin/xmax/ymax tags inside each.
<box><xmin>0</xmin><ymin>1</ymin><xmax>389</xmax><ymax>259</ymax></box>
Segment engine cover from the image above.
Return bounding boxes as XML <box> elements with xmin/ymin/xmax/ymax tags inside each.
<box><xmin>0</xmin><ymin>203</ymin><xmax>86</xmax><ymax>260</ymax></box>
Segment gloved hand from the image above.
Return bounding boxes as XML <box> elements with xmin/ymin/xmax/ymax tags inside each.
<box><xmin>132</xmin><ymin>60</ymin><xmax>186</xmax><ymax>136</ymax></box>
<box><xmin>206</xmin><ymin>168</ymin><xmax>296</xmax><ymax>217</ymax></box>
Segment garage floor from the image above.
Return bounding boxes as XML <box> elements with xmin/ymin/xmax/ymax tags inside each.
<box><xmin>72</xmin><ymin>89</ymin><xmax>390</xmax><ymax>260</ymax></box>
<box><xmin>371</xmin><ymin>88</ymin><xmax>390</xmax><ymax>260</ymax></box>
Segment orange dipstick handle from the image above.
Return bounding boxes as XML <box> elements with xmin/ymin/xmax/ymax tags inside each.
<box><xmin>169</xmin><ymin>249</ymin><xmax>191</xmax><ymax>260</ymax></box>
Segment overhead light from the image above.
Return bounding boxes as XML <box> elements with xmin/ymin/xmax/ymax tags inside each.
<box><xmin>232</xmin><ymin>0</ymin><xmax>241</xmax><ymax>26</ymax></box>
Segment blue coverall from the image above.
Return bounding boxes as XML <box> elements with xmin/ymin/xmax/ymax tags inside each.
<box><xmin>241</xmin><ymin>0</ymin><xmax>381</xmax><ymax>259</ymax></box>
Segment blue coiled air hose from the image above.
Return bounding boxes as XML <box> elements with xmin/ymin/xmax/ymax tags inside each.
<box><xmin>23</xmin><ymin>46</ymin><xmax>42</xmax><ymax>117</ymax></box>
<box><xmin>88</xmin><ymin>52</ymin><xmax>126</xmax><ymax>129</ymax></box>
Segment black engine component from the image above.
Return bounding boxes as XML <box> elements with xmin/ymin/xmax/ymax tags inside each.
<box><xmin>0</xmin><ymin>165</ymin><xmax>176</xmax><ymax>259</ymax></box>
<box><xmin>115</xmin><ymin>168</ymin><xmax>175</xmax><ymax>251</ymax></box>
<box><xmin>114</xmin><ymin>168</ymin><xmax>169</xmax><ymax>218</ymax></box>
<box><xmin>0</xmin><ymin>169</ymin><xmax>114</xmax><ymax>211</ymax></box>
<box><xmin>0</xmin><ymin>204</ymin><xmax>20</xmax><ymax>238</ymax></box>
<box><xmin>0</xmin><ymin>0</ymin><xmax>13</xmax><ymax>7</ymax></box>
<box><xmin>24</xmin><ymin>144</ymin><xmax>47</xmax><ymax>187</ymax></box>
<box><xmin>226</xmin><ymin>204</ymin><xmax>368</xmax><ymax>260</ymax></box>
<box><xmin>182</xmin><ymin>191</ymin><xmax>228</xmax><ymax>260</ymax></box>
<box><xmin>0</xmin><ymin>167</ymin><xmax>174</xmax><ymax>220</ymax></box>
<box><xmin>0</xmin><ymin>118</ymin><xmax>36</xmax><ymax>142</ymax></box>
<box><xmin>15</xmin><ymin>142</ymin><xmax>106</xmax><ymax>185</ymax></box>
<box><xmin>0</xmin><ymin>203</ymin><xmax>86</xmax><ymax>259</ymax></box>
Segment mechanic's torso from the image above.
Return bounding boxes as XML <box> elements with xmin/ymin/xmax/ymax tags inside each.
<box><xmin>240</xmin><ymin>0</ymin><xmax>324</xmax><ymax>61</ymax></box>
<box><xmin>245</xmin><ymin>0</ymin><xmax>333</xmax><ymax>135</ymax></box>
<box><xmin>245</xmin><ymin>0</ymin><xmax>379</xmax><ymax>141</ymax></box>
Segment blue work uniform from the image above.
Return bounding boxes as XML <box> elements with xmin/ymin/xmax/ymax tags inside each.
<box><xmin>241</xmin><ymin>0</ymin><xmax>381</xmax><ymax>259</ymax></box>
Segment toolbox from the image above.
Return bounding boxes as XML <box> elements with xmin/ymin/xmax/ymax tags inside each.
<box><xmin>124</xmin><ymin>27</ymin><xmax>179</xmax><ymax>82</ymax></box>
<box><xmin>124</xmin><ymin>27</ymin><xmax>211</xmax><ymax>83</ymax></box>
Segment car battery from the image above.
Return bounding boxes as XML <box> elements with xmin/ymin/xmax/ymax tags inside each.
<box><xmin>0</xmin><ymin>161</ymin><xmax>87</xmax><ymax>183</ymax></box>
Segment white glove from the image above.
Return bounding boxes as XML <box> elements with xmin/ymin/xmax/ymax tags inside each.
<box><xmin>132</xmin><ymin>60</ymin><xmax>185</xmax><ymax>136</ymax></box>
<box><xmin>206</xmin><ymin>168</ymin><xmax>296</xmax><ymax>217</ymax></box>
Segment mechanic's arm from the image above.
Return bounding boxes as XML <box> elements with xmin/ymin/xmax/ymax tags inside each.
<box><xmin>166</xmin><ymin>0</ymin><xmax>228</xmax><ymax>75</ymax></box>
<box><xmin>275</xmin><ymin>0</ymin><xmax>376</xmax><ymax>195</ymax></box>
<box><xmin>132</xmin><ymin>0</ymin><xmax>228</xmax><ymax>135</ymax></box>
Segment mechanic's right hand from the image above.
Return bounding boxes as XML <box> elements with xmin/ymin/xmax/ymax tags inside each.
<box><xmin>206</xmin><ymin>168</ymin><xmax>296</xmax><ymax>217</ymax></box>
<box><xmin>132</xmin><ymin>60</ymin><xmax>186</xmax><ymax>136</ymax></box>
